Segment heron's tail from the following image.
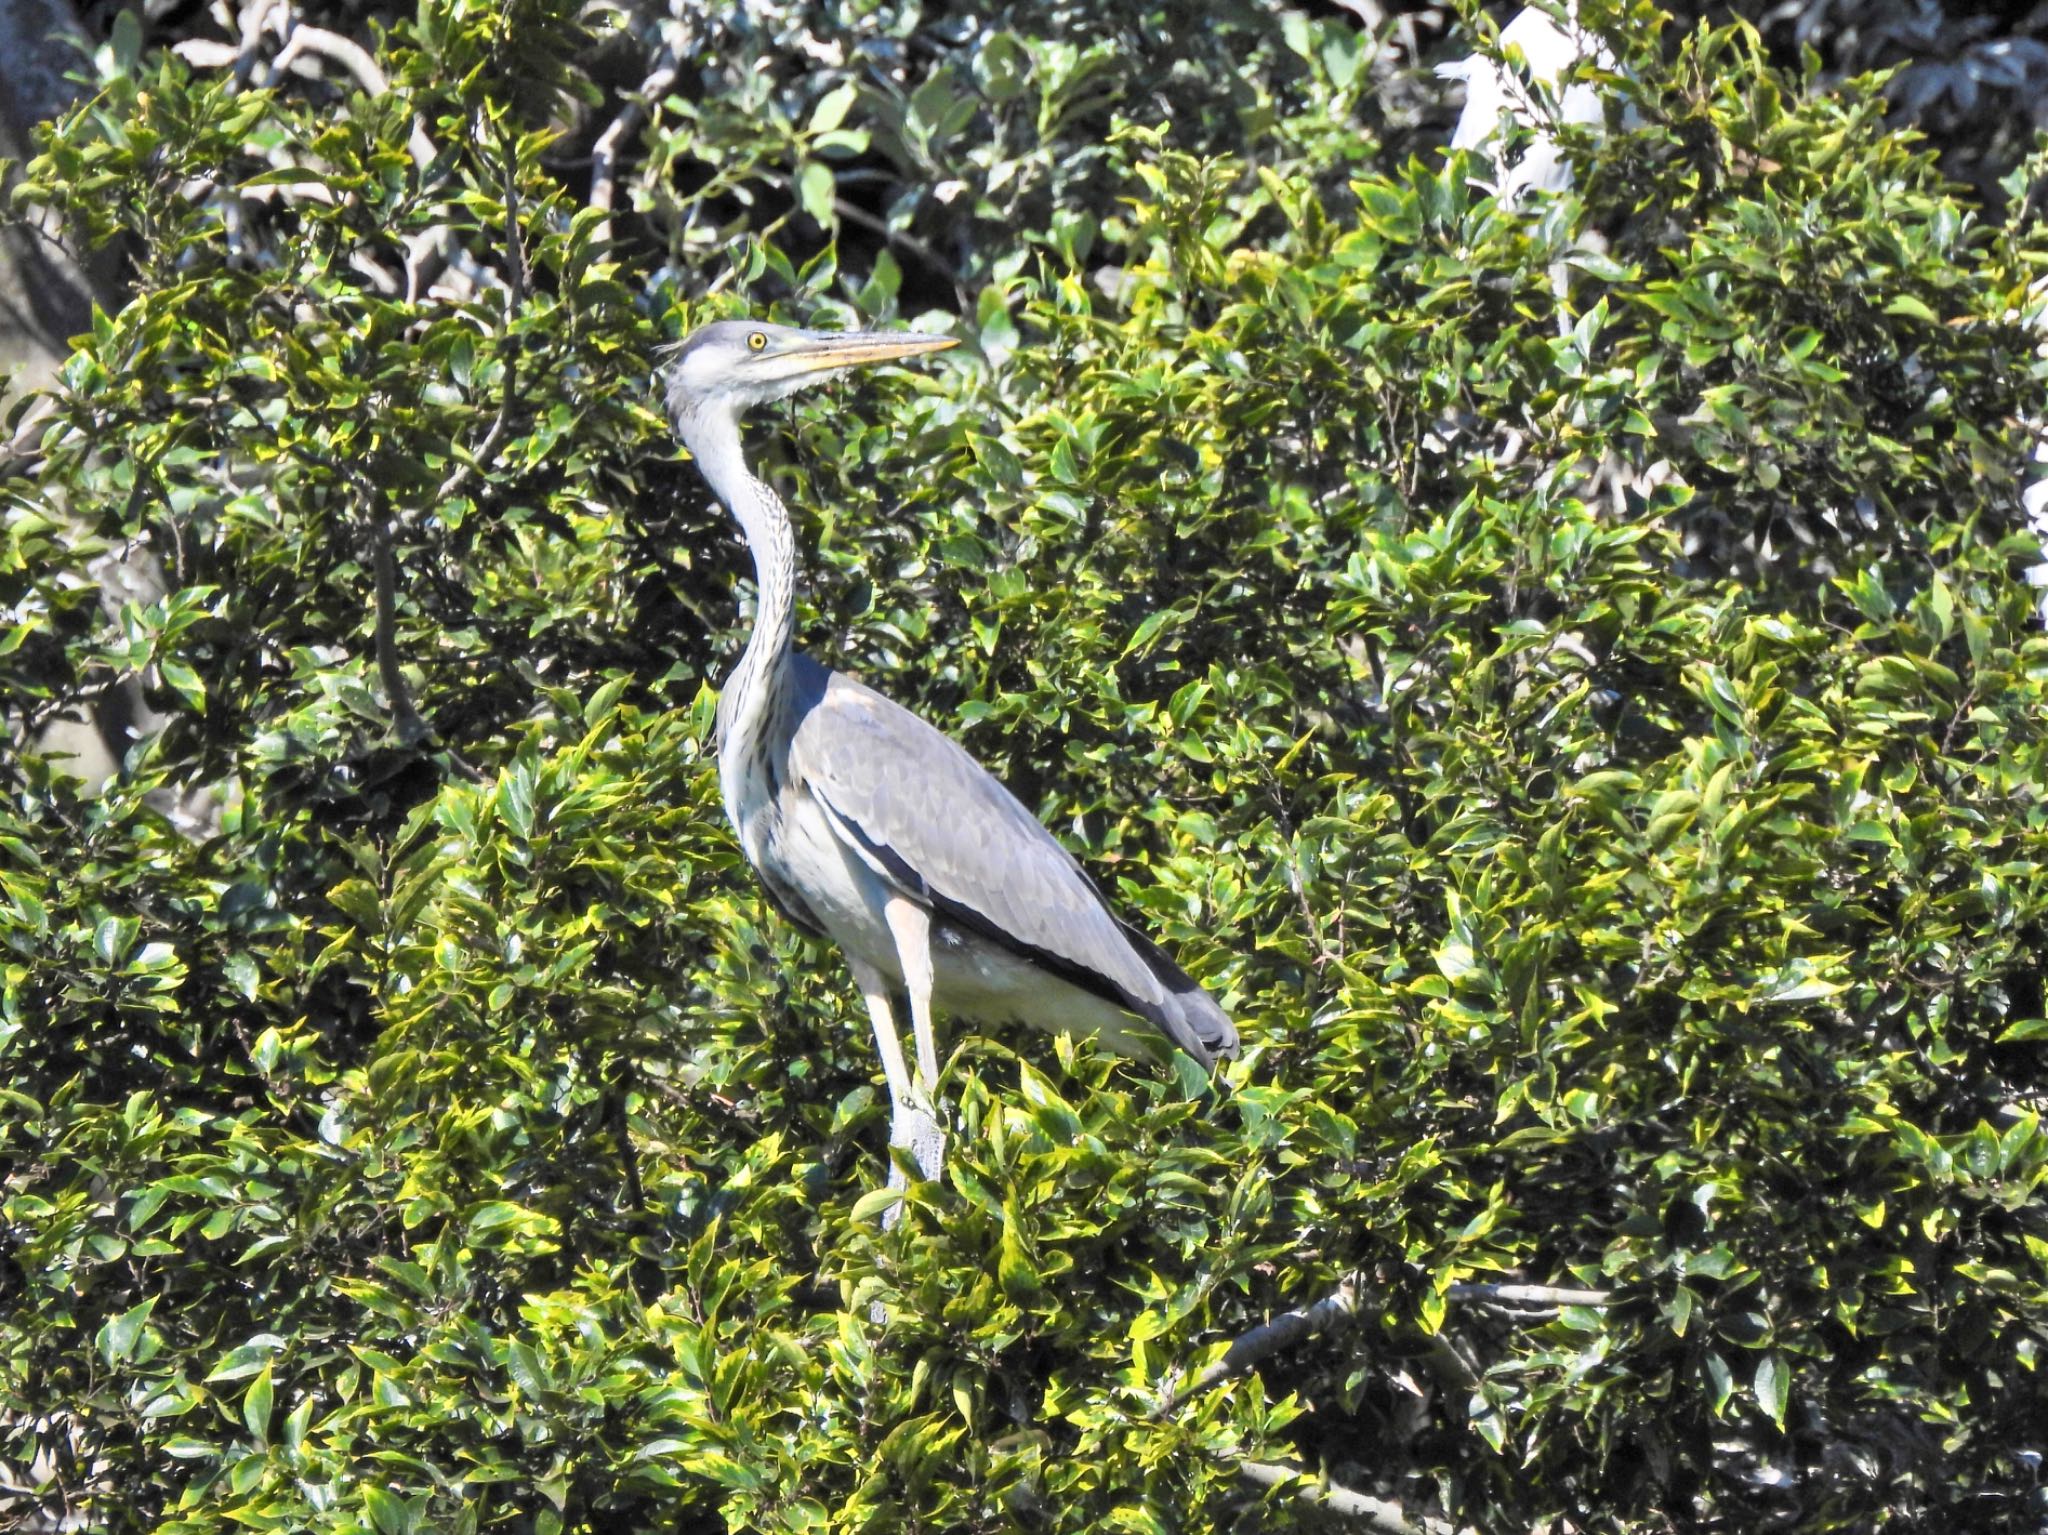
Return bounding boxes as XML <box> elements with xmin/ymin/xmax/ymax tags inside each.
<box><xmin>1158</xmin><ymin>975</ymin><xmax>1238</xmax><ymax>1067</ymax></box>
<box><xmin>1117</xmin><ymin>918</ymin><xmax>1238</xmax><ymax>1067</ymax></box>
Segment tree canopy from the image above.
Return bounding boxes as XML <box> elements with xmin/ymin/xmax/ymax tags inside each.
<box><xmin>3</xmin><ymin>0</ymin><xmax>2048</xmax><ymax>1530</ymax></box>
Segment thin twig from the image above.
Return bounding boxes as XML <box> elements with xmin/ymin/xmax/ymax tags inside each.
<box><xmin>645</xmin><ymin>1074</ymin><xmax>762</xmax><ymax>1130</ymax></box>
<box><xmin>1361</xmin><ymin>632</ymin><xmax>1425</xmax><ymax>844</ymax></box>
<box><xmin>1258</xmin><ymin>765</ymin><xmax>1332</xmax><ymax>968</ymax></box>
<box><xmin>431</xmin><ymin>122</ymin><xmax>524</xmax><ymax>508</ymax></box>
<box><xmin>371</xmin><ymin>508</ymin><xmax>428</xmax><ymax>748</ymax></box>
<box><xmin>367</xmin><ymin>510</ymin><xmax>484</xmax><ymax>780</ymax></box>
<box><xmin>289</xmin><ymin>443</ymin><xmax>469</xmax><ymax>773</ymax></box>
<box><xmin>1237</xmin><ymin>1460</ymin><xmax>1444</xmax><ymax>1535</ymax></box>
<box><xmin>831</xmin><ymin>196</ymin><xmax>969</xmax><ymax>312</ymax></box>
<box><xmin>496</xmin><ymin>119</ymin><xmax>528</xmax><ymax>308</ymax></box>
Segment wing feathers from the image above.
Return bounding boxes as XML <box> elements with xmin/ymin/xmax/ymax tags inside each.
<box><xmin>783</xmin><ymin>655</ymin><xmax>1235</xmax><ymax>1063</ymax></box>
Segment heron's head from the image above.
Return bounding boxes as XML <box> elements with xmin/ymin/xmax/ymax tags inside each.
<box><xmin>664</xmin><ymin>319</ymin><xmax>956</xmax><ymax>423</ymax></box>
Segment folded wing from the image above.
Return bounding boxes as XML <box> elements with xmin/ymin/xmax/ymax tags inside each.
<box><xmin>782</xmin><ymin>654</ymin><xmax>1236</xmax><ymax>1065</ymax></box>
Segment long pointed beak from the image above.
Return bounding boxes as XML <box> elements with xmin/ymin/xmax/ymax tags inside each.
<box><xmin>781</xmin><ymin>330</ymin><xmax>958</xmax><ymax>376</ymax></box>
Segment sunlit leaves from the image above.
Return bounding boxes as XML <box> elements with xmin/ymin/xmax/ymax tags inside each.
<box><xmin>4</xmin><ymin>1</ymin><xmax>2048</xmax><ymax>1532</ymax></box>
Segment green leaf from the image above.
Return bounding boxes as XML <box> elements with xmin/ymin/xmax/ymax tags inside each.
<box><xmin>1435</xmin><ymin>938</ymin><xmax>1480</xmax><ymax>983</ymax></box>
<box><xmin>798</xmin><ymin>161</ymin><xmax>836</xmax><ymax>228</ymax></box>
<box><xmin>1754</xmin><ymin>1353</ymin><xmax>1790</xmax><ymax>1428</ymax></box>
<box><xmin>850</xmin><ymin>1187</ymin><xmax>903</xmax><ymax>1223</ymax></box>
<box><xmin>998</xmin><ymin>1205</ymin><xmax>1042</xmax><ymax>1298</ymax></box>
<box><xmin>807</xmin><ymin>82</ymin><xmax>858</xmax><ymax>136</ymax></box>
<box><xmin>159</xmin><ymin>657</ymin><xmax>206</xmax><ymax>710</ymax></box>
<box><xmin>242</xmin><ymin>1362</ymin><xmax>274</xmax><ymax>1440</ymax></box>
<box><xmin>95</xmin><ymin>915</ymin><xmax>139</xmax><ymax>966</ymax></box>
<box><xmin>363</xmin><ymin>1485</ymin><xmax>415</xmax><ymax>1535</ymax></box>
<box><xmin>206</xmin><ymin>1339</ymin><xmax>283</xmax><ymax>1383</ymax></box>
<box><xmin>96</xmin><ymin>1297</ymin><xmax>155</xmax><ymax>1367</ymax></box>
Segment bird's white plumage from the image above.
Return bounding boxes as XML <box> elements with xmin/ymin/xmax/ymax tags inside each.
<box><xmin>1442</xmin><ymin>2</ymin><xmax>1614</xmax><ymax>204</ymax></box>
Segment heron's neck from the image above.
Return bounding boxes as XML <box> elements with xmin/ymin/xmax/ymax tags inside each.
<box><xmin>682</xmin><ymin>405</ymin><xmax>799</xmax><ymax>742</ymax></box>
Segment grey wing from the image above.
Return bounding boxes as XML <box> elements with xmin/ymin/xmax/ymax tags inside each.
<box><xmin>782</xmin><ymin>654</ymin><xmax>1236</xmax><ymax>1065</ymax></box>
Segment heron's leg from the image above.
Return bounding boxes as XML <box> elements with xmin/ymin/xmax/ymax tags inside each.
<box><xmin>847</xmin><ymin>954</ymin><xmax>916</xmax><ymax>1124</ymax></box>
<box><xmin>846</xmin><ymin>953</ymin><xmax>941</xmax><ymax>1214</ymax></box>
<box><xmin>882</xmin><ymin>896</ymin><xmax>945</xmax><ymax>1182</ymax></box>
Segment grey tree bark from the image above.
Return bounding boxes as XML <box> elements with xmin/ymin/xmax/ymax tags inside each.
<box><xmin>0</xmin><ymin>1</ymin><xmax>191</xmax><ymax>817</ymax></box>
<box><xmin>1</xmin><ymin>0</ymin><xmax>104</xmax><ymax>394</ymax></box>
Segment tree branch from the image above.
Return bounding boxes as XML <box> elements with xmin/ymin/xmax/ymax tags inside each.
<box><xmin>432</xmin><ymin>121</ymin><xmax>524</xmax><ymax>508</ymax></box>
<box><xmin>1159</xmin><ymin>1274</ymin><xmax>1367</xmax><ymax>1414</ymax></box>
<box><xmin>591</xmin><ymin>51</ymin><xmax>679</xmax><ymax>246</ymax></box>
<box><xmin>232</xmin><ymin>0</ymin><xmax>286</xmax><ymax>87</ymax></box>
<box><xmin>830</xmin><ymin>195</ymin><xmax>968</xmax><ymax>313</ymax></box>
<box><xmin>1446</xmin><ymin>1281</ymin><xmax>1612</xmax><ymax>1310</ymax></box>
<box><xmin>370</xmin><ymin>503</ymin><xmax>428</xmax><ymax>749</ymax></box>
<box><xmin>268</xmin><ymin>21</ymin><xmax>387</xmax><ymax>95</ymax></box>
<box><xmin>174</xmin><ymin>13</ymin><xmax>450</xmax><ymax>297</ymax></box>
<box><xmin>368</xmin><ymin>507</ymin><xmax>483</xmax><ymax>780</ymax></box>
<box><xmin>1161</xmin><ymin>1274</ymin><xmax>1615</xmax><ymax>1412</ymax></box>
<box><xmin>1238</xmin><ymin>1460</ymin><xmax>1449</xmax><ymax>1535</ymax></box>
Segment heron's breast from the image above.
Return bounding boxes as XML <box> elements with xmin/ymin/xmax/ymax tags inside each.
<box><xmin>749</xmin><ymin>788</ymin><xmax>898</xmax><ymax>973</ymax></box>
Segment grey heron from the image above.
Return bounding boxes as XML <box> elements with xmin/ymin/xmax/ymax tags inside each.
<box><xmin>665</xmin><ymin>319</ymin><xmax>1236</xmax><ymax>1205</ymax></box>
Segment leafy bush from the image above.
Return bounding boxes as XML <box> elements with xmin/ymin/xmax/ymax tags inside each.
<box><xmin>3</xmin><ymin>1</ymin><xmax>2047</xmax><ymax>1531</ymax></box>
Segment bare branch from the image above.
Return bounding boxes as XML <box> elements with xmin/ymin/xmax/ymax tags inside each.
<box><xmin>1159</xmin><ymin>1275</ymin><xmax>1366</xmax><ymax>1413</ymax></box>
<box><xmin>591</xmin><ymin>55</ymin><xmax>679</xmax><ymax>246</ymax></box>
<box><xmin>1238</xmin><ymin>1460</ymin><xmax>1448</xmax><ymax>1535</ymax></box>
<box><xmin>406</xmin><ymin>231</ymin><xmax>465</xmax><ymax>307</ymax></box>
<box><xmin>1446</xmin><ymin>1281</ymin><xmax>1613</xmax><ymax>1310</ymax></box>
<box><xmin>348</xmin><ymin>250</ymin><xmax>401</xmax><ymax>295</ymax></box>
<box><xmin>1161</xmin><ymin>1274</ymin><xmax>1615</xmax><ymax>1413</ymax></box>
<box><xmin>270</xmin><ymin>23</ymin><xmax>388</xmax><ymax>94</ymax></box>
<box><xmin>172</xmin><ymin>38</ymin><xmax>238</xmax><ymax>67</ymax></box>
<box><xmin>233</xmin><ymin>0</ymin><xmax>287</xmax><ymax>87</ymax></box>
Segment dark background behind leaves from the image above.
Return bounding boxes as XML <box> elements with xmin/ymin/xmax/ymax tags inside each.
<box><xmin>2</xmin><ymin>0</ymin><xmax>2047</xmax><ymax>1530</ymax></box>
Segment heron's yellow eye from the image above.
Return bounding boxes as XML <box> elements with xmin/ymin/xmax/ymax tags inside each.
<box><xmin>747</xmin><ymin>331</ymin><xmax>767</xmax><ymax>351</ymax></box>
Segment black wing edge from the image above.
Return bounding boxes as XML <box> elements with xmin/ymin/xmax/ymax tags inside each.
<box><xmin>817</xmin><ymin>788</ymin><xmax>1234</xmax><ymax>1068</ymax></box>
<box><xmin>1116</xmin><ymin>917</ymin><xmax>1239</xmax><ymax>1065</ymax></box>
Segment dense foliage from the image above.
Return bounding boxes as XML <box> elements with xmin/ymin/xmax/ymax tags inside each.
<box><xmin>4</xmin><ymin>0</ymin><xmax>2048</xmax><ymax>1530</ymax></box>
